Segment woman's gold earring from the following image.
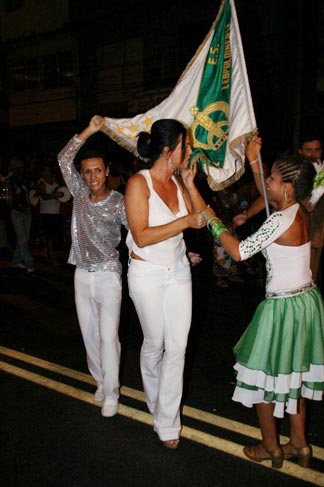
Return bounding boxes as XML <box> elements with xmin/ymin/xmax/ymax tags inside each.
<box><xmin>284</xmin><ymin>190</ymin><xmax>289</xmax><ymax>203</ymax></box>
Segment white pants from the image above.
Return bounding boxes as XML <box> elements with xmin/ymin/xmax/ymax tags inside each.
<box><xmin>74</xmin><ymin>268</ymin><xmax>122</xmax><ymax>403</ymax></box>
<box><xmin>128</xmin><ymin>257</ymin><xmax>192</xmax><ymax>441</ymax></box>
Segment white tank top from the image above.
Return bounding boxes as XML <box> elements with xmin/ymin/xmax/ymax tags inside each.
<box><xmin>239</xmin><ymin>204</ymin><xmax>313</xmax><ymax>294</ymax></box>
<box><xmin>39</xmin><ymin>179</ymin><xmax>61</xmax><ymax>215</ymax></box>
<box><xmin>126</xmin><ymin>169</ymin><xmax>188</xmax><ymax>266</ymax></box>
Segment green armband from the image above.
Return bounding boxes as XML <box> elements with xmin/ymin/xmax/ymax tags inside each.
<box><xmin>207</xmin><ymin>218</ymin><xmax>229</xmax><ymax>241</ymax></box>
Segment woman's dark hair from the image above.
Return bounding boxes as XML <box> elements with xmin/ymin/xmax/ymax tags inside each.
<box><xmin>275</xmin><ymin>157</ymin><xmax>316</xmax><ymax>201</ymax></box>
<box><xmin>137</xmin><ymin>119</ymin><xmax>187</xmax><ymax>166</ymax></box>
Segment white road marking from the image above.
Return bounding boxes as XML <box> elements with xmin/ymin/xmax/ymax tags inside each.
<box><xmin>0</xmin><ymin>347</ymin><xmax>323</xmax><ymax>486</ymax></box>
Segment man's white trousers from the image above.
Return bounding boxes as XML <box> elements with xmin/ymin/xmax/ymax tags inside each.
<box><xmin>74</xmin><ymin>268</ymin><xmax>121</xmax><ymax>404</ymax></box>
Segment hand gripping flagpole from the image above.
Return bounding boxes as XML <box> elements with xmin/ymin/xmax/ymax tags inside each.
<box><xmin>230</xmin><ymin>0</ymin><xmax>270</xmax><ymax>217</ymax></box>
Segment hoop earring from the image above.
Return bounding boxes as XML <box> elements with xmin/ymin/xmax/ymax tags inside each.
<box><xmin>284</xmin><ymin>190</ymin><xmax>290</xmax><ymax>203</ymax></box>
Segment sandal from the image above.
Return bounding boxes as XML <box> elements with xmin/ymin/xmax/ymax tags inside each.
<box><xmin>243</xmin><ymin>444</ymin><xmax>283</xmax><ymax>469</ymax></box>
<box><xmin>281</xmin><ymin>442</ymin><xmax>312</xmax><ymax>468</ymax></box>
<box><xmin>163</xmin><ymin>439</ymin><xmax>180</xmax><ymax>450</ymax></box>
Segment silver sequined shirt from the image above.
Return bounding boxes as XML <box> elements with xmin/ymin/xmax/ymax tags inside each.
<box><xmin>58</xmin><ymin>135</ymin><xmax>128</xmax><ymax>273</ymax></box>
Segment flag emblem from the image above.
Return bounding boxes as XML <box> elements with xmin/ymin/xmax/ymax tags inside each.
<box><xmin>190</xmin><ymin>101</ymin><xmax>230</xmax><ymax>165</ymax></box>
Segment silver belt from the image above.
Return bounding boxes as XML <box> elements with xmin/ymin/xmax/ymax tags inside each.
<box><xmin>266</xmin><ymin>282</ymin><xmax>316</xmax><ymax>298</ymax></box>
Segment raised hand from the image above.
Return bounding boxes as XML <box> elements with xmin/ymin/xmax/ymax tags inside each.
<box><xmin>246</xmin><ymin>134</ymin><xmax>262</xmax><ymax>163</ymax></box>
<box><xmin>181</xmin><ymin>161</ymin><xmax>197</xmax><ymax>188</ymax></box>
<box><xmin>78</xmin><ymin>115</ymin><xmax>106</xmax><ymax>142</ymax></box>
<box><xmin>88</xmin><ymin>115</ymin><xmax>106</xmax><ymax>134</ymax></box>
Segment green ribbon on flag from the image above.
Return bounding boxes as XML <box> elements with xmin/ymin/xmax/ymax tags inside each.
<box><xmin>190</xmin><ymin>0</ymin><xmax>231</xmax><ymax>169</ymax></box>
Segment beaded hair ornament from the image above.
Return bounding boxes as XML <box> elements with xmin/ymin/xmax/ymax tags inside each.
<box><xmin>310</xmin><ymin>169</ymin><xmax>324</xmax><ymax>206</ymax></box>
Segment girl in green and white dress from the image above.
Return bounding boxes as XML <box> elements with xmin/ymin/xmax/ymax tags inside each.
<box><xmin>203</xmin><ymin>152</ymin><xmax>324</xmax><ymax>470</ymax></box>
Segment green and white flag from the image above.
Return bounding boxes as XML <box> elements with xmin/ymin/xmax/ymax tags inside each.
<box><xmin>101</xmin><ymin>0</ymin><xmax>256</xmax><ymax>190</ymax></box>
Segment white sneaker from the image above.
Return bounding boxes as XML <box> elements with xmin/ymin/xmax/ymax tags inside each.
<box><xmin>94</xmin><ymin>387</ymin><xmax>104</xmax><ymax>402</ymax></box>
<box><xmin>101</xmin><ymin>401</ymin><xmax>119</xmax><ymax>418</ymax></box>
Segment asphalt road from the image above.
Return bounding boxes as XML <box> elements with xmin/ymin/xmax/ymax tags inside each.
<box><xmin>0</xmin><ymin>243</ymin><xmax>323</xmax><ymax>487</ymax></box>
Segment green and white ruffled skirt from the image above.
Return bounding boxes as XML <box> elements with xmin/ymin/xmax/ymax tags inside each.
<box><xmin>232</xmin><ymin>286</ymin><xmax>324</xmax><ymax>417</ymax></box>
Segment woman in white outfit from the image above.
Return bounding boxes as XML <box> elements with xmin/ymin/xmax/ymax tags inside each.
<box><xmin>125</xmin><ymin>119</ymin><xmax>207</xmax><ymax>449</ymax></box>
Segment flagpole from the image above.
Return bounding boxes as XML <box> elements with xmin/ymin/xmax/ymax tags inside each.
<box><xmin>257</xmin><ymin>155</ymin><xmax>270</xmax><ymax>217</ymax></box>
<box><xmin>230</xmin><ymin>0</ymin><xmax>255</xmax><ymax>128</ymax></box>
<box><xmin>230</xmin><ymin>0</ymin><xmax>270</xmax><ymax>217</ymax></box>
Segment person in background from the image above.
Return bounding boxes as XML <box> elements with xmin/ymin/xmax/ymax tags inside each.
<box><xmin>125</xmin><ymin>119</ymin><xmax>206</xmax><ymax>449</ymax></box>
<box><xmin>202</xmin><ymin>139</ymin><xmax>324</xmax><ymax>469</ymax></box>
<box><xmin>36</xmin><ymin>164</ymin><xmax>64</xmax><ymax>265</ymax></box>
<box><xmin>211</xmin><ymin>174</ymin><xmax>259</xmax><ymax>288</ymax></box>
<box><xmin>7</xmin><ymin>157</ymin><xmax>35</xmax><ymax>273</ymax></box>
<box><xmin>298</xmin><ymin>134</ymin><xmax>323</xmax><ymax>172</ymax></box>
<box><xmin>107</xmin><ymin>161</ymin><xmax>128</xmax><ymax>194</ymax></box>
<box><xmin>58</xmin><ymin>115</ymin><xmax>128</xmax><ymax>418</ymax></box>
<box><xmin>0</xmin><ymin>159</ymin><xmax>11</xmax><ymax>254</ymax></box>
<box><xmin>298</xmin><ymin>134</ymin><xmax>324</xmax><ymax>289</ymax></box>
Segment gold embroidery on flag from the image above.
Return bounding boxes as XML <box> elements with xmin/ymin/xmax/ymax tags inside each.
<box><xmin>190</xmin><ymin>101</ymin><xmax>229</xmax><ymax>151</ymax></box>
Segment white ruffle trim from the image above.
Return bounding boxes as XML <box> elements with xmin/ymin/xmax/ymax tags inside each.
<box><xmin>234</xmin><ymin>363</ymin><xmax>324</xmax><ymax>391</ymax></box>
<box><xmin>233</xmin><ymin>363</ymin><xmax>324</xmax><ymax>418</ymax></box>
<box><xmin>232</xmin><ymin>385</ymin><xmax>323</xmax><ymax>418</ymax></box>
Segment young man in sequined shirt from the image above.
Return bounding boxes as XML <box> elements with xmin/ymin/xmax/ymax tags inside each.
<box><xmin>58</xmin><ymin>115</ymin><xmax>128</xmax><ymax>417</ymax></box>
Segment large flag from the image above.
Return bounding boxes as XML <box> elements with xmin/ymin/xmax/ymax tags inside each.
<box><xmin>101</xmin><ymin>0</ymin><xmax>256</xmax><ymax>190</ymax></box>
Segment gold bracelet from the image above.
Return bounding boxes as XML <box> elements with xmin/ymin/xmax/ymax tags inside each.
<box><xmin>200</xmin><ymin>206</ymin><xmax>212</xmax><ymax>222</ymax></box>
<box><xmin>249</xmin><ymin>159</ymin><xmax>258</xmax><ymax>166</ymax></box>
<box><xmin>207</xmin><ymin>217</ymin><xmax>221</xmax><ymax>230</ymax></box>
